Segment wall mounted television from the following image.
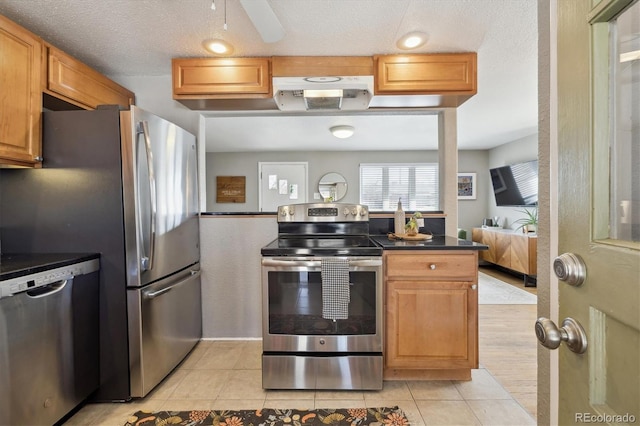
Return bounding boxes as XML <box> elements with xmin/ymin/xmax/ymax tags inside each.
<box><xmin>490</xmin><ymin>160</ymin><xmax>538</xmax><ymax>207</ymax></box>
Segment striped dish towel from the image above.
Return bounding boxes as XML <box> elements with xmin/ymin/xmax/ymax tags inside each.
<box><xmin>321</xmin><ymin>258</ymin><xmax>350</xmax><ymax>320</ymax></box>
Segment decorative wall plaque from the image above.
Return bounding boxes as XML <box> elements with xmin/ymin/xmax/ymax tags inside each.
<box><xmin>216</xmin><ymin>176</ymin><xmax>246</xmax><ymax>203</ymax></box>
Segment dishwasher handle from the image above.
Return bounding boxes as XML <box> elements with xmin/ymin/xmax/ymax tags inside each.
<box><xmin>26</xmin><ymin>279</ymin><xmax>69</xmax><ymax>298</ymax></box>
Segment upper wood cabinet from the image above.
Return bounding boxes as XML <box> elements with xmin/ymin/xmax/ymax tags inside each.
<box><xmin>0</xmin><ymin>15</ymin><xmax>42</xmax><ymax>167</ymax></box>
<box><xmin>374</xmin><ymin>53</ymin><xmax>477</xmax><ymax>95</ymax></box>
<box><xmin>45</xmin><ymin>44</ymin><xmax>135</xmax><ymax>110</ymax></box>
<box><xmin>172</xmin><ymin>57</ymin><xmax>272</xmax><ymax>98</ymax></box>
<box><xmin>0</xmin><ymin>14</ymin><xmax>135</xmax><ymax>167</ymax></box>
<box><xmin>272</xmin><ymin>56</ymin><xmax>373</xmax><ymax>77</ymax></box>
<box><xmin>172</xmin><ymin>54</ymin><xmax>478</xmax><ymax>109</ymax></box>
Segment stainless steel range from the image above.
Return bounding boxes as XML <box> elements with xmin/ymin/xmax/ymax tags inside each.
<box><xmin>260</xmin><ymin>203</ymin><xmax>383</xmax><ymax>390</ymax></box>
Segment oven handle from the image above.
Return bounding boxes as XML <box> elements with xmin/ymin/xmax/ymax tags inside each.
<box><xmin>261</xmin><ymin>258</ymin><xmax>382</xmax><ymax>267</ymax></box>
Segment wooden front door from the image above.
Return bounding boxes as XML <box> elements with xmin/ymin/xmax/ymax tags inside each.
<box><xmin>553</xmin><ymin>0</ymin><xmax>639</xmax><ymax>423</ymax></box>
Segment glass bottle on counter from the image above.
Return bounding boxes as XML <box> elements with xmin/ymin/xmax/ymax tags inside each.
<box><xmin>394</xmin><ymin>199</ymin><xmax>405</xmax><ymax>235</ymax></box>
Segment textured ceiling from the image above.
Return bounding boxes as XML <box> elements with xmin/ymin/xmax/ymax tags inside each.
<box><xmin>0</xmin><ymin>0</ymin><xmax>539</xmax><ymax>151</ymax></box>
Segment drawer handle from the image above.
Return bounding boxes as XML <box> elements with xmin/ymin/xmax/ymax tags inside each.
<box><xmin>429</xmin><ymin>264</ymin><xmax>436</xmax><ymax>270</ymax></box>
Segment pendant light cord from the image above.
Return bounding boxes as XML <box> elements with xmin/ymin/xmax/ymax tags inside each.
<box><xmin>224</xmin><ymin>0</ymin><xmax>227</xmax><ymax>31</ymax></box>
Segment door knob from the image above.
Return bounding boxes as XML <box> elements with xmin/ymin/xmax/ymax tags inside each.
<box><xmin>535</xmin><ymin>317</ymin><xmax>588</xmax><ymax>354</ymax></box>
<box><xmin>553</xmin><ymin>253</ymin><xmax>586</xmax><ymax>286</ymax></box>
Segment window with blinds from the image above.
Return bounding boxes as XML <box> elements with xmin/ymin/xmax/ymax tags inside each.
<box><xmin>359</xmin><ymin>163</ymin><xmax>439</xmax><ymax>211</ymax></box>
<box><xmin>510</xmin><ymin>162</ymin><xmax>538</xmax><ymax>205</ymax></box>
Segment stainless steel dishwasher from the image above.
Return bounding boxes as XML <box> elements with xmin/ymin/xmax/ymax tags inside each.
<box><xmin>0</xmin><ymin>255</ymin><xmax>100</xmax><ymax>426</ymax></box>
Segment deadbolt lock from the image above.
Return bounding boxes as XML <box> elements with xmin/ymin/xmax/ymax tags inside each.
<box><xmin>553</xmin><ymin>253</ymin><xmax>586</xmax><ymax>286</ymax></box>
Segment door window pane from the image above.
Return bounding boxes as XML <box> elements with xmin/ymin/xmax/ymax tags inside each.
<box><xmin>610</xmin><ymin>1</ymin><xmax>640</xmax><ymax>242</ymax></box>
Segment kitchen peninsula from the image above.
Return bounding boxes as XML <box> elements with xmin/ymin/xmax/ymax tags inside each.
<box><xmin>372</xmin><ymin>234</ymin><xmax>488</xmax><ymax>381</ymax></box>
<box><xmin>203</xmin><ymin>210</ymin><xmax>486</xmax><ymax>382</ymax></box>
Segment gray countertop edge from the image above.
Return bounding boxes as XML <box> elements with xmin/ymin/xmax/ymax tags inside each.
<box><xmin>1</xmin><ymin>253</ymin><xmax>101</xmax><ymax>281</ymax></box>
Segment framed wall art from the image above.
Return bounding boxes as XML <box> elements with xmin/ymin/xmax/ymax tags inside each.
<box><xmin>457</xmin><ymin>172</ymin><xmax>477</xmax><ymax>200</ymax></box>
<box><xmin>216</xmin><ymin>176</ymin><xmax>246</xmax><ymax>203</ymax></box>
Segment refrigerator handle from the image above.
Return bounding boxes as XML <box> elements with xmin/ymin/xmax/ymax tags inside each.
<box><xmin>138</xmin><ymin>121</ymin><xmax>157</xmax><ymax>271</ymax></box>
<box><xmin>143</xmin><ymin>270</ymin><xmax>201</xmax><ymax>299</ymax></box>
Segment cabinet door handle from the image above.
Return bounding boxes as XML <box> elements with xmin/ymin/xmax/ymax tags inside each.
<box><xmin>429</xmin><ymin>264</ymin><xmax>436</xmax><ymax>270</ymax></box>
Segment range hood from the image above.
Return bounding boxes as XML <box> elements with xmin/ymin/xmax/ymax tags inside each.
<box><xmin>273</xmin><ymin>76</ymin><xmax>373</xmax><ymax>111</ymax></box>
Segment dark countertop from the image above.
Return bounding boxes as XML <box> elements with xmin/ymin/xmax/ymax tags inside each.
<box><xmin>201</xmin><ymin>210</ymin><xmax>445</xmax><ymax>216</ymax></box>
<box><xmin>370</xmin><ymin>235</ymin><xmax>488</xmax><ymax>251</ymax></box>
<box><xmin>0</xmin><ymin>253</ymin><xmax>100</xmax><ymax>281</ymax></box>
<box><xmin>201</xmin><ymin>212</ymin><xmax>274</xmax><ymax>216</ymax></box>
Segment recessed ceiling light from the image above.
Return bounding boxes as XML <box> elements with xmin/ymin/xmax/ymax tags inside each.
<box><xmin>397</xmin><ymin>31</ymin><xmax>428</xmax><ymax>50</ymax></box>
<box><xmin>202</xmin><ymin>39</ymin><xmax>234</xmax><ymax>55</ymax></box>
<box><xmin>330</xmin><ymin>125</ymin><xmax>355</xmax><ymax>139</ymax></box>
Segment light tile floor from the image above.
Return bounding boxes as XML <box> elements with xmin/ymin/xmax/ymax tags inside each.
<box><xmin>64</xmin><ymin>339</ymin><xmax>535</xmax><ymax>426</ymax></box>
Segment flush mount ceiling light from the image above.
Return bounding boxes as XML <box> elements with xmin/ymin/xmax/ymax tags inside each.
<box><xmin>396</xmin><ymin>31</ymin><xmax>428</xmax><ymax>50</ymax></box>
<box><xmin>203</xmin><ymin>0</ymin><xmax>233</xmax><ymax>55</ymax></box>
<box><xmin>330</xmin><ymin>125</ymin><xmax>355</xmax><ymax>139</ymax></box>
<box><xmin>202</xmin><ymin>39</ymin><xmax>234</xmax><ymax>55</ymax></box>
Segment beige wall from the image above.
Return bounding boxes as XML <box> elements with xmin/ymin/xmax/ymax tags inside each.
<box><xmin>199</xmin><ymin>215</ymin><xmax>277</xmax><ymax>338</ymax></box>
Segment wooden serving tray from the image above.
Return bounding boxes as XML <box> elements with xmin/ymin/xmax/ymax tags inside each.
<box><xmin>388</xmin><ymin>232</ymin><xmax>433</xmax><ymax>241</ymax></box>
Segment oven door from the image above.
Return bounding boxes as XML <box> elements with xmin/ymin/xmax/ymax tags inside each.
<box><xmin>261</xmin><ymin>256</ymin><xmax>383</xmax><ymax>353</ymax></box>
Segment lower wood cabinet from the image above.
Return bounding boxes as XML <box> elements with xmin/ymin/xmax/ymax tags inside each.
<box><xmin>384</xmin><ymin>251</ymin><xmax>479</xmax><ymax>380</ymax></box>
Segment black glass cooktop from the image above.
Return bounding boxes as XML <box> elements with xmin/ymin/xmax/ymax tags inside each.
<box><xmin>261</xmin><ymin>236</ymin><xmax>382</xmax><ymax>257</ymax></box>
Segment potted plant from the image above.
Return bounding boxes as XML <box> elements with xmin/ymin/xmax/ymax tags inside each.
<box><xmin>405</xmin><ymin>211</ymin><xmax>423</xmax><ymax>235</ymax></box>
<box><xmin>514</xmin><ymin>207</ymin><xmax>538</xmax><ymax>233</ymax></box>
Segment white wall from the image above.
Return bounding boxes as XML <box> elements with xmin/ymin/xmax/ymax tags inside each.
<box><xmin>457</xmin><ymin>150</ymin><xmax>490</xmax><ymax>237</ymax></box>
<box><xmin>112</xmin><ymin>75</ymin><xmax>200</xmax><ymax>135</ymax></box>
<box><xmin>206</xmin><ymin>150</ymin><xmax>440</xmax><ymax>212</ymax></box>
<box><xmin>113</xmin><ymin>74</ymin><xmax>538</xmax><ymax>225</ymax></box>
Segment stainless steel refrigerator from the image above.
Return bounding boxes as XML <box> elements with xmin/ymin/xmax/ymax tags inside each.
<box><xmin>0</xmin><ymin>105</ymin><xmax>202</xmax><ymax>401</ymax></box>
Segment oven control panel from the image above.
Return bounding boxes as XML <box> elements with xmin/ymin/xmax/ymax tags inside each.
<box><xmin>278</xmin><ymin>203</ymin><xmax>369</xmax><ymax>222</ymax></box>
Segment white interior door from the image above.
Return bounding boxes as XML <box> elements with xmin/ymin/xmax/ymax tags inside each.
<box><xmin>550</xmin><ymin>0</ymin><xmax>640</xmax><ymax>423</ymax></box>
<box><xmin>258</xmin><ymin>162</ymin><xmax>308</xmax><ymax>212</ymax></box>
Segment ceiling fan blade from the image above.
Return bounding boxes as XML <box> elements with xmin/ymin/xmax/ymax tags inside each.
<box><xmin>239</xmin><ymin>0</ymin><xmax>285</xmax><ymax>43</ymax></box>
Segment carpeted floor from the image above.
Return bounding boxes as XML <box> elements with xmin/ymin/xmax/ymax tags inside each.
<box><xmin>124</xmin><ymin>406</ymin><xmax>409</xmax><ymax>426</ymax></box>
<box><xmin>478</xmin><ymin>272</ymin><xmax>537</xmax><ymax>305</ymax></box>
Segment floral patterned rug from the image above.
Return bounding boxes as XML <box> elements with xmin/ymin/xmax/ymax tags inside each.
<box><xmin>124</xmin><ymin>406</ymin><xmax>409</xmax><ymax>426</ymax></box>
